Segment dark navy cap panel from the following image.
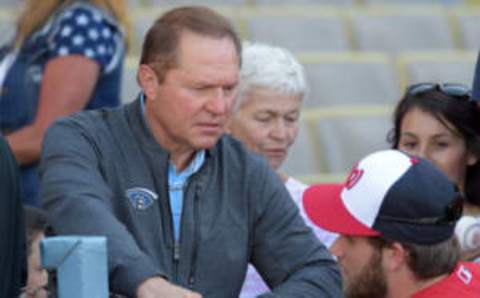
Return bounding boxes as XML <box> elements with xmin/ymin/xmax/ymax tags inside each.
<box><xmin>373</xmin><ymin>220</ymin><xmax>455</xmax><ymax>245</ymax></box>
<box><xmin>372</xmin><ymin>156</ymin><xmax>458</xmax><ymax>244</ymax></box>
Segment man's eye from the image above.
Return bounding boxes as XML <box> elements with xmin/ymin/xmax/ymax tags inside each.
<box><xmin>255</xmin><ymin>117</ymin><xmax>270</xmax><ymax>123</ymax></box>
<box><xmin>223</xmin><ymin>85</ymin><xmax>236</xmax><ymax>94</ymax></box>
<box><xmin>194</xmin><ymin>86</ymin><xmax>208</xmax><ymax>91</ymax></box>
<box><xmin>285</xmin><ymin>115</ymin><xmax>299</xmax><ymax>123</ymax></box>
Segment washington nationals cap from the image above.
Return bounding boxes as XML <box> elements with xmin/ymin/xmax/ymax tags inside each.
<box><xmin>303</xmin><ymin>150</ymin><xmax>463</xmax><ymax>245</ymax></box>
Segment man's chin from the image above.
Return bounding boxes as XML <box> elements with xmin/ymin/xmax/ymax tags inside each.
<box><xmin>193</xmin><ymin>136</ymin><xmax>222</xmax><ymax>150</ymax></box>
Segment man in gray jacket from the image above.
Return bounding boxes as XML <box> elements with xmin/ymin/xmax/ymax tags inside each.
<box><xmin>40</xmin><ymin>6</ymin><xmax>342</xmax><ymax>298</ymax></box>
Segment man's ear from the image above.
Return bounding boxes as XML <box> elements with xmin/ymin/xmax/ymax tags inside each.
<box><xmin>138</xmin><ymin>64</ymin><xmax>160</xmax><ymax>100</ymax></box>
<box><xmin>382</xmin><ymin>242</ymin><xmax>409</xmax><ymax>273</ymax></box>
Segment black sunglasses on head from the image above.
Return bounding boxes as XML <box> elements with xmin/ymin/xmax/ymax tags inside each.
<box><xmin>407</xmin><ymin>83</ymin><xmax>472</xmax><ymax>100</ymax></box>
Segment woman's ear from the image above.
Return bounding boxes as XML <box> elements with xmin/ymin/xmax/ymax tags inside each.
<box><xmin>467</xmin><ymin>150</ymin><xmax>478</xmax><ymax>166</ymax></box>
<box><xmin>138</xmin><ymin>64</ymin><xmax>159</xmax><ymax>100</ymax></box>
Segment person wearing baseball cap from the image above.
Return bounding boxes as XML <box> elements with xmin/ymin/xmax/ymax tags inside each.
<box><xmin>304</xmin><ymin>149</ymin><xmax>480</xmax><ymax>297</ymax></box>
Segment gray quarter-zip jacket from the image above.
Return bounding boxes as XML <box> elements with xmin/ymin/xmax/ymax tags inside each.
<box><xmin>40</xmin><ymin>98</ymin><xmax>343</xmax><ymax>297</ymax></box>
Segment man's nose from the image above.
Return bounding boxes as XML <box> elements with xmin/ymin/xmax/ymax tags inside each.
<box><xmin>206</xmin><ymin>88</ymin><xmax>229</xmax><ymax>115</ymax></box>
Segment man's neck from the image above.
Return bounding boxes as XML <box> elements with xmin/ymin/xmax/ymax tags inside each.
<box><xmin>144</xmin><ymin>102</ymin><xmax>196</xmax><ymax>172</ymax></box>
<box><xmin>387</xmin><ymin>270</ymin><xmax>448</xmax><ymax>298</ymax></box>
<box><xmin>170</xmin><ymin>150</ymin><xmax>196</xmax><ymax>173</ymax></box>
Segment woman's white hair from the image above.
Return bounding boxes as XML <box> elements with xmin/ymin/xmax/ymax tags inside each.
<box><xmin>236</xmin><ymin>41</ymin><xmax>308</xmax><ymax>110</ymax></box>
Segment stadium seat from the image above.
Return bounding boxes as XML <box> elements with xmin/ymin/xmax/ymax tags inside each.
<box><xmin>131</xmin><ymin>7</ymin><xmax>239</xmax><ymax>55</ymax></box>
<box><xmin>241</xmin><ymin>7</ymin><xmax>350</xmax><ymax>52</ymax></box>
<box><xmin>121</xmin><ymin>56</ymin><xmax>141</xmax><ymax>104</ymax></box>
<box><xmin>143</xmin><ymin>0</ymin><xmax>248</xmax><ymax>5</ymax></box>
<box><xmin>0</xmin><ymin>0</ymin><xmax>20</xmax><ymax>8</ymax></box>
<box><xmin>127</xmin><ymin>0</ymin><xmax>144</xmax><ymax>8</ymax></box>
<box><xmin>363</xmin><ymin>0</ymin><xmax>465</xmax><ymax>5</ymax></box>
<box><xmin>301</xmin><ymin>105</ymin><xmax>393</xmax><ymax>174</ymax></box>
<box><xmin>298</xmin><ymin>52</ymin><xmax>401</xmax><ymax>107</ymax></box>
<box><xmin>350</xmin><ymin>7</ymin><xmax>455</xmax><ymax>54</ymax></box>
<box><xmin>0</xmin><ymin>11</ymin><xmax>15</xmax><ymax>47</ymax></box>
<box><xmin>254</xmin><ymin>0</ymin><xmax>355</xmax><ymax>5</ymax></box>
<box><xmin>396</xmin><ymin>51</ymin><xmax>477</xmax><ymax>89</ymax></box>
<box><xmin>454</xmin><ymin>8</ymin><xmax>480</xmax><ymax>50</ymax></box>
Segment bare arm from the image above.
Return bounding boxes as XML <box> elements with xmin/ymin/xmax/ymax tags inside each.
<box><xmin>6</xmin><ymin>55</ymin><xmax>99</xmax><ymax>165</ymax></box>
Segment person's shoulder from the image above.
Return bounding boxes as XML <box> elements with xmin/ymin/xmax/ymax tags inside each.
<box><xmin>416</xmin><ymin>262</ymin><xmax>480</xmax><ymax>297</ymax></box>
<box><xmin>452</xmin><ymin>262</ymin><xmax>480</xmax><ymax>295</ymax></box>
<box><xmin>50</xmin><ymin>104</ymin><xmax>126</xmax><ymax>138</ymax></box>
<box><xmin>462</xmin><ymin>261</ymin><xmax>480</xmax><ymax>274</ymax></box>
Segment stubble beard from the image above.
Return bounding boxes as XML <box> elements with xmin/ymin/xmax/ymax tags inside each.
<box><xmin>344</xmin><ymin>249</ymin><xmax>388</xmax><ymax>298</ymax></box>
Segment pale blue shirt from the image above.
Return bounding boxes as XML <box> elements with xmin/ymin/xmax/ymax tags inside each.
<box><xmin>141</xmin><ymin>92</ymin><xmax>206</xmax><ymax>242</ymax></box>
<box><xmin>168</xmin><ymin>151</ymin><xmax>205</xmax><ymax>241</ymax></box>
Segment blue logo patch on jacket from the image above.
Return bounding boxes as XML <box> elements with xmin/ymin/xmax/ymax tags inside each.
<box><xmin>125</xmin><ymin>187</ymin><xmax>158</xmax><ymax>210</ymax></box>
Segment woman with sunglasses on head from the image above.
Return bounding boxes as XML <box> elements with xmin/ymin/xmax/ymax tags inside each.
<box><xmin>388</xmin><ymin>82</ymin><xmax>480</xmax><ymax>261</ymax></box>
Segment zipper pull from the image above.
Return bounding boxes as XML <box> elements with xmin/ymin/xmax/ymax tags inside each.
<box><xmin>173</xmin><ymin>243</ymin><xmax>180</xmax><ymax>261</ymax></box>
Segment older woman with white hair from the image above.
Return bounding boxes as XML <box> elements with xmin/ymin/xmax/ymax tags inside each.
<box><xmin>228</xmin><ymin>42</ymin><xmax>337</xmax><ymax>297</ymax></box>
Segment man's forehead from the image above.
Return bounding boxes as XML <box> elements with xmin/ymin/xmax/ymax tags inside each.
<box><xmin>176</xmin><ymin>30</ymin><xmax>240</xmax><ymax>63</ymax></box>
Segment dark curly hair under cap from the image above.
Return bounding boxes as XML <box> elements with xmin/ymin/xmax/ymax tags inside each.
<box><xmin>388</xmin><ymin>84</ymin><xmax>480</xmax><ymax>206</ymax></box>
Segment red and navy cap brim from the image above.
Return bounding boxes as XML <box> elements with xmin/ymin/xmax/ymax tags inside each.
<box><xmin>303</xmin><ymin>184</ymin><xmax>380</xmax><ymax>237</ymax></box>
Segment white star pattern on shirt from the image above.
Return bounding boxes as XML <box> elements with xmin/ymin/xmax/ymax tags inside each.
<box><xmin>97</xmin><ymin>44</ymin><xmax>106</xmax><ymax>55</ymax></box>
<box><xmin>102</xmin><ymin>28</ymin><xmax>111</xmax><ymax>38</ymax></box>
<box><xmin>53</xmin><ymin>6</ymin><xmax>118</xmax><ymax>68</ymax></box>
<box><xmin>61</xmin><ymin>26</ymin><xmax>72</xmax><ymax>37</ymax></box>
<box><xmin>72</xmin><ymin>35</ymin><xmax>85</xmax><ymax>46</ymax></box>
<box><xmin>85</xmin><ymin>48</ymin><xmax>95</xmax><ymax>58</ymax></box>
<box><xmin>88</xmin><ymin>28</ymin><xmax>99</xmax><ymax>40</ymax></box>
<box><xmin>58</xmin><ymin>47</ymin><xmax>69</xmax><ymax>56</ymax></box>
<box><xmin>63</xmin><ymin>10</ymin><xmax>73</xmax><ymax>19</ymax></box>
<box><xmin>76</xmin><ymin>14</ymin><xmax>89</xmax><ymax>26</ymax></box>
<box><xmin>92</xmin><ymin>11</ymin><xmax>102</xmax><ymax>23</ymax></box>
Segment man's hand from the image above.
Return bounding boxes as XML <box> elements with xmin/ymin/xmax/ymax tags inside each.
<box><xmin>136</xmin><ymin>277</ymin><xmax>202</xmax><ymax>298</ymax></box>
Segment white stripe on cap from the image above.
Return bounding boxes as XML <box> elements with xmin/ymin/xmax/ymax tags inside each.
<box><xmin>341</xmin><ymin>150</ymin><xmax>413</xmax><ymax>228</ymax></box>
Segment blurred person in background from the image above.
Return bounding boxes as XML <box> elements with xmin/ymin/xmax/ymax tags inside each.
<box><xmin>0</xmin><ymin>135</ymin><xmax>26</xmax><ymax>298</ymax></box>
<box><xmin>388</xmin><ymin>82</ymin><xmax>480</xmax><ymax>261</ymax></box>
<box><xmin>0</xmin><ymin>0</ymin><xmax>130</xmax><ymax>206</ymax></box>
<box><xmin>227</xmin><ymin>42</ymin><xmax>337</xmax><ymax>297</ymax></box>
